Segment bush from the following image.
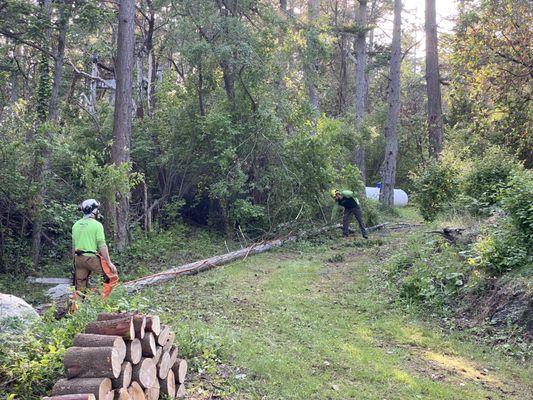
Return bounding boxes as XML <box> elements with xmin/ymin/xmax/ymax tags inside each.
<box><xmin>501</xmin><ymin>169</ymin><xmax>533</xmax><ymax>243</ymax></box>
<box><xmin>410</xmin><ymin>160</ymin><xmax>458</xmax><ymax>221</ymax></box>
<box><xmin>462</xmin><ymin>148</ymin><xmax>518</xmax><ymax>214</ymax></box>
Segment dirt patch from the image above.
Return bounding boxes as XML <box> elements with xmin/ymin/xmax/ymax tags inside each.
<box><xmin>457</xmin><ymin>277</ymin><xmax>533</xmax><ymax>342</ymax></box>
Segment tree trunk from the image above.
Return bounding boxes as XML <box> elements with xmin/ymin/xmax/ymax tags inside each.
<box><xmin>49</xmin><ymin>1</ymin><xmax>68</xmax><ymax>121</ymax></box>
<box><xmin>306</xmin><ymin>0</ymin><xmax>320</xmax><ymax>124</ymax></box>
<box><xmin>354</xmin><ymin>0</ymin><xmax>368</xmax><ymax>182</ymax></box>
<box><xmin>125</xmin><ymin>338</ymin><xmax>142</xmax><ymax>364</ymax></box>
<box><xmin>72</xmin><ymin>333</ymin><xmax>127</xmax><ymax>362</ymax></box>
<box><xmin>425</xmin><ymin>0</ymin><xmax>443</xmax><ymax>159</ymax></box>
<box><xmin>52</xmin><ymin>378</ymin><xmax>111</xmax><ymax>399</ymax></box>
<box><xmin>379</xmin><ymin>0</ymin><xmax>402</xmax><ymax>206</ymax></box>
<box><xmin>111</xmin><ymin>0</ymin><xmax>135</xmax><ymax>252</ymax></box>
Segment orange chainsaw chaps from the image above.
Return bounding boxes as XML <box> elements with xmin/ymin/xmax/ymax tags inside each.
<box><xmin>98</xmin><ymin>255</ymin><xmax>119</xmax><ymax>299</ymax></box>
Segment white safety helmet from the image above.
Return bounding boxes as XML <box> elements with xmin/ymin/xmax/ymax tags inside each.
<box><xmin>79</xmin><ymin>199</ymin><xmax>101</xmax><ymax>218</ymax></box>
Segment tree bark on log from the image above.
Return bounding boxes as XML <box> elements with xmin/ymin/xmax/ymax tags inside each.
<box><xmin>171</xmin><ymin>359</ymin><xmax>188</xmax><ymax>384</ymax></box>
<box><xmin>168</xmin><ymin>345</ymin><xmax>179</xmax><ymax>367</ymax></box>
<box><xmin>157</xmin><ymin>324</ymin><xmax>170</xmax><ymax>346</ymax></box>
<box><xmin>97</xmin><ymin>313</ymin><xmax>146</xmax><ymax>339</ymax></box>
<box><xmin>112</xmin><ymin>361</ymin><xmax>132</xmax><ymax>389</ymax></box>
<box><xmin>157</xmin><ymin>351</ymin><xmax>171</xmax><ymax>379</ymax></box>
<box><xmin>144</xmin><ymin>315</ymin><xmax>161</xmax><ymax>335</ymax></box>
<box><xmin>131</xmin><ymin>358</ymin><xmax>157</xmax><ymax>389</ymax></box>
<box><xmin>126</xmin><ymin>382</ymin><xmax>145</xmax><ymax>400</ymax></box>
<box><xmin>159</xmin><ymin>369</ymin><xmax>176</xmax><ymax>399</ymax></box>
<box><xmin>52</xmin><ymin>378</ymin><xmax>111</xmax><ymax>400</ymax></box>
<box><xmin>141</xmin><ymin>332</ymin><xmax>156</xmax><ymax>357</ymax></box>
<box><xmin>64</xmin><ymin>347</ymin><xmax>122</xmax><ymax>379</ymax></box>
<box><xmin>43</xmin><ymin>396</ymin><xmax>96</xmax><ymax>400</ymax></box>
<box><xmin>73</xmin><ymin>334</ymin><xmax>126</xmax><ymax>362</ymax></box>
<box><xmin>124</xmin><ymin>236</ymin><xmax>298</xmax><ymax>291</ymax></box>
<box><xmin>162</xmin><ymin>332</ymin><xmax>175</xmax><ymax>352</ymax></box>
<box><xmin>85</xmin><ymin>317</ymin><xmax>135</xmax><ymax>340</ymax></box>
<box><xmin>125</xmin><ymin>338</ymin><xmax>142</xmax><ymax>364</ymax></box>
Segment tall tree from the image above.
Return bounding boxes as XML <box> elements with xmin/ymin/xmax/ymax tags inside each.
<box><xmin>354</xmin><ymin>0</ymin><xmax>368</xmax><ymax>181</ymax></box>
<box><xmin>307</xmin><ymin>0</ymin><xmax>320</xmax><ymax>122</ymax></box>
<box><xmin>379</xmin><ymin>0</ymin><xmax>402</xmax><ymax>206</ymax></box>
<box><xmin>425</xmin><ymin>0</ymin><xmax>443</xmax><ymax>159</ymax></box>
<box><xmin>111</xmin><ymin>0</ymin><xmax>136</xmax><ymax>251</ymax></box>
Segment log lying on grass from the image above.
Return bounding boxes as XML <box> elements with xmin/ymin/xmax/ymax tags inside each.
<box><xmin>52</xmin><ymin>377</ymin><xmax>111</xmax><ymax>399</ymax></box>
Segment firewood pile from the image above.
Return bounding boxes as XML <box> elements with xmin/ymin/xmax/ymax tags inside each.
<box><xmin>42</xmin><ymin>312</ymin><xmax>188</xmax><ymax>400</ymax></box>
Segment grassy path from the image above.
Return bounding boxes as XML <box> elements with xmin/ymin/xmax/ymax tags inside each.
<box><xmin>143</xmin><ymin>228</ymin><xmax>532</xmax><ymax>399</ymax></box>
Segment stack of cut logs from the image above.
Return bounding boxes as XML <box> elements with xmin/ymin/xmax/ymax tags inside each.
<box><xmin>43</xmin><ymin>312</ymin><xmax>188</xmax><ymax>400</ymax></box>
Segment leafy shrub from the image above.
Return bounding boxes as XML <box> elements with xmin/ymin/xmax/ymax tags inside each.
<box><xmin>471</xmin><ymin>224</ymin><xmax>531</xmax><ymax>275</ymax></box>
<box><xmin>410</xmin><ymin>160</ymin><xmax>458</xmax><ymax>221</ymax></box>
<box><xmin>387</xmin><ymin>235</ymin><xmax>467</xmax><ymax>308</ymax></box>
<box><xmin>361</xmin><ymin>198</ymin><xmax>381</xmax><ymax>227</ymax></box>
<box><xmin>462</xmin><ymin>148</ymin><xmax>518</xmax><ymax>214</ymax></box>
<box><xmin>501</xmin><ymin>169</ymin><xmax>533</xmax><ymax>242</ymax></box>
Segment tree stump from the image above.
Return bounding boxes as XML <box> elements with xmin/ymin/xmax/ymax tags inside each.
<box><xmin>64</xmin><ymin>347</ymin><xmax>122</xmax><ymax>379</ymax></box>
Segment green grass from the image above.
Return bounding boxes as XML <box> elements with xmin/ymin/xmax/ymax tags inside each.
<box><xmin>140</xmin><ymin>229</ymin><xmax>532</xmax><ymax>399</ymax></box>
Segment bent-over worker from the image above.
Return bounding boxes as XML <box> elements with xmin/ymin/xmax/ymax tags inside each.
<box><xmin>71</xmin><ymin>199</ymin><xmax>118</xmax><ymax>298</ymax></box>
<box><xmin>331</xmin><ymin>189</ymin><xmax>368</xmax><ymax>239</ymax></box>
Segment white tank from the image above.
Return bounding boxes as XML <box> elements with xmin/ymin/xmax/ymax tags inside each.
<box><xmin>365</xmin><ymin>187</ymin><xmax>409</xmax><ymax>206</ymax></box>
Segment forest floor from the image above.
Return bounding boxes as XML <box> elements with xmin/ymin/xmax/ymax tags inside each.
<box><xmin>139</xmin><ymin>223</ymin><xmax>533</xmax><ymax>400</ymax></box>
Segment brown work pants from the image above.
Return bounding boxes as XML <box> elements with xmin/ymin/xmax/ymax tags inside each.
<box><xmin>74</xmin><ymin>255</ymin><xmax>104</xmax><ymax>291</ymax></box>
<box><xmin>343</xmin><ymin>206</ymin><xmax>368</xmax><ymax>238</ymax></box>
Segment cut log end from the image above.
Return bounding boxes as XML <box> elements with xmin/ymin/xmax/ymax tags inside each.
<box><xmin>145</xmin><ymin>315</ymin><xmax>161</xmax><ymax>336</ymax></box>
<box><xmin>160</xmin><ymin>369</ymin><xmax>176</xmax><ymax>399</ymax></box>
<box><xmin>126</xmin><ymin>382</ymin><xmax>145</xmax><ymax>400</ymax></box>
<box><xmin>157</xmin><ymin>324</ymin><xmax>170</xmax><ymax>346</ymax></box>
<box><xmin>112</xmin><ymin>361</ymin><xmax>132</xmax><ymax>390</ymax></box>
<box><xmin>125</xmin><ymin>338</ymin><xmax>142</xmax><ymax>364</ymax></box>
<box><xmin>141</xmin><ymin>332</ymin><xmax>156</xmax><ymax>357</ymax></box>
<box><xmin>172</xmin><ymin>358</ymin><xmax>188</xmax><ymax>384</ymax></box>
<box><xmin>132</xmin><ymin>357</ymin><xmax>157</xmax><ymax>389</ymax></box>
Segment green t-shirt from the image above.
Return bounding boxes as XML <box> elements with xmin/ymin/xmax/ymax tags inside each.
<box><xmin>72</xmin><ymin>218</ymin><xmax>106</xmax><ymax>255</ymax></box>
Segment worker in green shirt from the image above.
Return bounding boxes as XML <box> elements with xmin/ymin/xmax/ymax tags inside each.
<box><xmin>331</xmin><ymin>189</ymin><xmax>368</xmax><ymax>239</ymax></box>
<box><xmin>71</xmin><ymin>199</ymin><xmax>118</xmax><ymax>298</ymax></box>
